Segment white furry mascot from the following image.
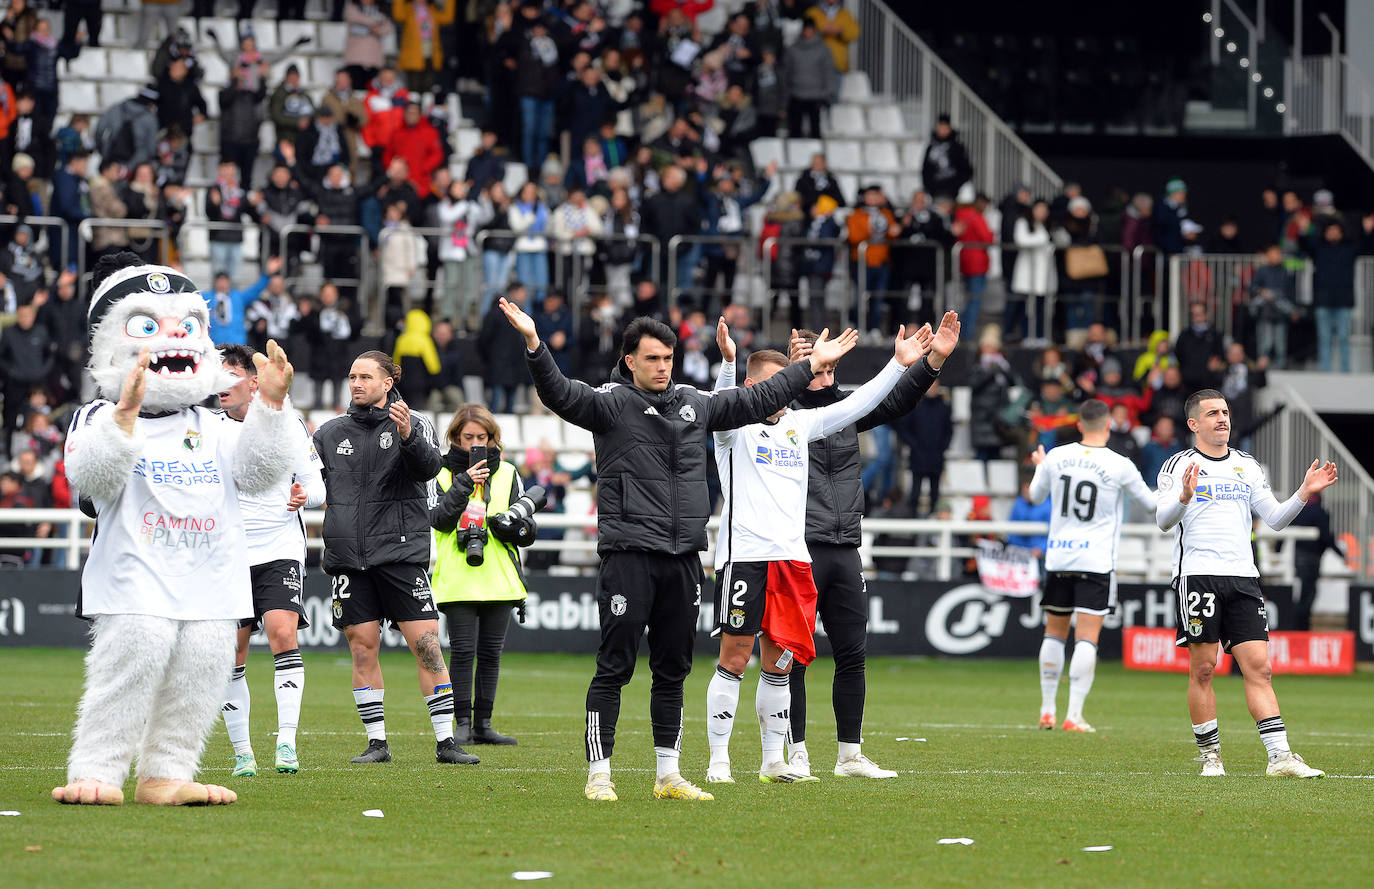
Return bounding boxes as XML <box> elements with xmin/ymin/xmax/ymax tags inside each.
<box><xmin>53</xmin><ymin>252</ymin><xmax>297</xmax><ymax>807</ymax></box>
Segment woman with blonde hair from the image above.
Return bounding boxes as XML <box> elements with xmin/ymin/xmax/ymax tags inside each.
<box><xmin>430</xmin><ymin>404</ymin><xmax>535</xmax><ymax>746</ymax></box>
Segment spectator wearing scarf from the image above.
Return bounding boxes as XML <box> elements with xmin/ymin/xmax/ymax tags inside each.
<box><xmin>509</xmin><ymin>182</ymin><xmax>551</xmax><ymax>308</ymax></box>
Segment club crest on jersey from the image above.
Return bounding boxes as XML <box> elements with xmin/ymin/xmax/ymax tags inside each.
<box><xmin>678</xmin><ymin>404</ymin><xmax>696</xmax><ymax>424</ymax></box>
<box><xmin>182</xmin><ymin>429</ymin><xmax>202</xmax><ymax>452</ymax></box>
<box><xmin>610</xmin><ymin>594</ymin><xmax>627</xmax><ymax>616</ymax></box>
<box><xmin>1188</xmin><ymin>618</ymin><xmax>1203</xmax><ymax>636</ymax></box>
<box><xmin>1159</xmin><ymin>474</ymin><xmax>1174</xmax><ymax>491</ymax></box>
<box><xmin>1234</xmin><ymin>467</ymin><xmax>1245</xmax><ymax>479</ymax></box>
<box><xmin>786</xmin><ymin>429</ymin><xmax>799</xmax><ymax>447</ymax></box>
<box><xmin>380</xmin><ymin>431</ymin><xmax>394</xmax><ymax>450</ymax></box>
<box><xmin>729</xmin><ymin>608</ymin><xmax>745</xmax><ymax>629</ymax></box>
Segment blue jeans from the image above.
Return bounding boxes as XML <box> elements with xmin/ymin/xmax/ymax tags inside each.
<box><xmin>482</xmin><ymin>250</ymin><xmax>515</xmax><ymax>317</ymax></box>
<box><xmin>515</xmin><ymin>250</ymin><xmax>549</xmax><ymax>307</ymax></box>
<box><xmin>1315</xmin><ymin>306</ymin><xmax>1352</xmax><ymax>371</ymax></box>
<box><xmin>1256</xmin><ymin>319</ymin><xmax>1288</xmax><ymax>368</ymax></box>
<box><xmin>488</xmin><ymin>385</ymin><xmax>517</xmax><ymax>413</ymax></box>
<box><xmin>961</xmin><ymin>274</ymin><xmax>986</xmax><ymax>339</ymax></box>
<box><xmin>209</xmin><ymin>241</ymin><xmax>242</xmax><ymax>280</ymax></box>
<box><xmin>849</xmin><ymin>262</ymin><xmax>891</xmax><ymax>331</ymax></box>
<box><xmin>861</xmin><ymin>425</ymin><xmax>895</xmax><ymax>501</ymax></box>
<box><xmin>520</xmin><ymin>96</ymin><xmax>555</xmax><ymax>171</ymax></box>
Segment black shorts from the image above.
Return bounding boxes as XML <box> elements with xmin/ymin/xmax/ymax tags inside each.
<box><xmin>1174</xmin><ymin>574</ymin><xmax>1270</xmax><ymax>652</ymax></box>
<box><xmin>712</xmin><ymin>561</ymin><xmax>769</xmax><ymax>637</ymax></box>
<box><xmin>239</xmin><ymin>559</ymin><xmax>310</xmax><ymax>630</ymax></box>
<box><xmin>330</xmin><ymin>563</ymin><xmax>439</xmax><ymax>629</ymax></box>
<box><xmin>1042</xmin><ymin>571</ymin><xmax>1114</xmax><ymax>616</ymax></box>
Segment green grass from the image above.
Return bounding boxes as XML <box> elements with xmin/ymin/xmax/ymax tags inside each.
<box><xmin>1</xmin><ymin>650</ymin><xmax>1371</xmax><ymax>888</ymax></box>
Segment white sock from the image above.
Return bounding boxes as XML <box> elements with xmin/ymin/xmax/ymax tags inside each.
<box><xmin>1256</xmin><ymin>716</ymin><xmax>1290</xmax><ymax>759</ymax></box>
<box><xmin>353</xmin><ymin>686</ymin><xmax>386</xmax><ymax>741</ymax></box>
<box><xmin>837</xmin><ymin>740</ymin><xmax>861</xmax><ymax>762</ymax></box>
<box><xmin>1066</xmin><ymin>640</ymin><xmax>1098</xmax><ymax>723</ymax></box>
<box><xmin>790</xmin><ymin>738</ymin><xmax>808</xmax><ymax>760</ymax></box>
<box><xmin>707</xmin><ymin>664</ymin><xmax>742</xmax><ymax>765</ymax></box>
<box><xmin>654</xmin><ymin>746</ymin><xmax>680</xmax><ymax>780</ymax></box>
<box><xmin>426</xmin><ymin>684</ymin><xmax>455</xmax><ymax>743</ymax></box>
<box><xmin>588</xmin><ymin>757</ymin><xmax>610</xmax><ymax>780</ymax></box>
<box><xmin>756</xmin><ymin>671</ymin><xmax>790</xmax><ymax>769</ymax></box>
<box><xmin>222</xmin><ymin>664</ymin><xmax>252</xmax><ymax>756</ymax></box>
<box><xmin>273</xmin><ymin>648</ymin><xmax>304</xmax><ymax>749</ymax></box>
<box><xmin>1039</xmin><ymin>635</ymin><xmax>1066</xmax><ymax>716</ymax></box>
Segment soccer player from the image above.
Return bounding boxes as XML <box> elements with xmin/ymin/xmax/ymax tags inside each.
<box><xmin>313</xmin><ymin>351</ymin><xmax>479</xmax><ymax>766</ymax></box>
<box><xmin>1157</xmin><ymin>388</ymin><xmax>1336</xmax><ymax>778</ymax></box>
<box><xmin>216</xmin><ymin>345</ymin><xmax>325</xmax><ymax>776</ymax></box>
<box><xmin>1027</xmin><ymin>399</ymin><xmax>1155</xmax><ymax>732</ymax></box>
<box><xmin>499</xmin><ymin>298</ymin><xmax>857</xmax><ymax>802</ymax></box>
<box><xmin>783</xmin><ymin>313</ymin><xmax>958</xmax><ymax>780</ymax></box>
<box><xmin>705</xmin><ymin>321</ymin><xmax>933</xmax><ymax>784</ymax></box>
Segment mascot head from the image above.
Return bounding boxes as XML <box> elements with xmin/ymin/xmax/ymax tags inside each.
<box><xmin>88</xmin><ymin>252</ymin><xmax>227</xmax><ymax>413</ymax></box>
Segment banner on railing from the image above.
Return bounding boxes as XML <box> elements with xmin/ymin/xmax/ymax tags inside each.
<box><xmin>974</xmin><ymin>541</ymin><xmax>1040</xmax><ymax>598</ymax></box>
<box><xmin>0</xmin><ymin>573</ymin><xmax>1323</xmax><ymax>660</ymax></box>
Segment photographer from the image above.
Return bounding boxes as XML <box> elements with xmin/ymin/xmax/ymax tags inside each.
<box><xmin>431</xmin><ymin>405</ymin><xmax>543</xmax><ymax>748</ymax></box>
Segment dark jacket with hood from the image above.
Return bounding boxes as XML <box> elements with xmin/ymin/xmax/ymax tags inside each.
<box><xmin>312</xmin><ymin>389</ymin><xmax>442</xmax><ymax>573</ymax></box>
<box><xmin>794</xmin><ymin>356</ymin><xmax>940</xmax><ymax>546</ymax></box>
<box><xmin>921</xmin><ymin>128</ymin><xmax>973</xmax><ymax>200</ymax></box>
<box><xmin>526</xmin><ymin>342</ymin><xmax>816</xmax><ymax>554</ymax></box>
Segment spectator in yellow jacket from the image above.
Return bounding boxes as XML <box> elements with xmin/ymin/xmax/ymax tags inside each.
<box><xmin>805</xmin><ymin>1</ymin><xmax>861</xmax><ymax>74</ymax></box>
<box><xmin>394</xmin><ymin>0</ymin><xmax>456</xmax><ymax>97</ymax></box>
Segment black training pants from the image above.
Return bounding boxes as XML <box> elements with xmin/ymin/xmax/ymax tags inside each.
<box><xmin>585</xmin><ymin>551</ymin><xmax>703</xmax><ymax>761</ymax></box>
<box><xmin>790</xmin><ymin>543</ymin><xmax>868</xmax><ymax>745</ymax></box>
<box><xmin>440</xmin><ymin>601</ymin><xmax>514</xmax><ymax>721</ymax></box>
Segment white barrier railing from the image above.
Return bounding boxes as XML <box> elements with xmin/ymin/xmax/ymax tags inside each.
<box><xmin>1</xmin><ymin>510</ymin><xmax>1314</xmax><ymax>586</ymax></box>
<box><xmin>1285</xmin><ymin>54</ymin><xmax>1374</xmax><ymax>169</ymax></box>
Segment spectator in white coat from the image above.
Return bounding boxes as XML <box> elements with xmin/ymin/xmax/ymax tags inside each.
<box><xmin>1007</xmin><ymin>199</ymin><xmax>1055</xmax><ymax>345</ymax></box>
<box><xmin>435</xmin><ymin>179</ymin><xmax>492</xmax><ymax>327</ymax></box>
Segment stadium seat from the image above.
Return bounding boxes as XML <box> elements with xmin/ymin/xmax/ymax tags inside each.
<box><xmin>868</xmin><ymin>106</ymin><xmax>906</xmax><ymax>137</ymax></box>
<box><xmin>825</xmin><ymin>139</ymin><xmax>863</xmax><ymax>172</ymax></box>
<box><xmin>750</xmin><ymin>137</ymin><xmax>785</xmax><ymax>171</ymax></box>
<box><xmin>1117</xmin><ymin>536</ymin><xmax>1148</xmax><ymax>576</ymax></box>
<box><xmin>278</xmin><ymin>20</ymin><xmax>317</xmax><ymax>49</ymax></box>
<box><xmin>838</xmin><ymin>72</ymin><xmax>873</xmax><ymax>103</ymax></box>
<box><xmin>785</xmin><ymin>137</ymin><xmax>824</xmax><ymax>169</ymax></box>
<box><xmin>258</xmin><ymin>120</ymin><xmax>276</xmax><ymax>154</ymax></box>
<box><xmin>455</xmin><ymin>127</ymin><xmax>482</xmax><ymax>161</ymax></box>
<box><xmin>872</xmin><ymin>174</ymin><xmax>900</xmax><ymax>201</ymax></box>
<box><xmin>948</xmin><ymin>424</ymin><xmax>972</xmax><ymax>458</ymax></box>
<box><xmin>268</xmin><ymin>55</ymin><xmax>310</xmax><ymax>84</ymax></box>
<box><xmin>318</xmin><ymin>22</ymin><xmax>348</xmax><ymax>56</ymax></box>
<box><xmin>242</xmin><ymin>226</ymin><xmax>260</xmax><ymax>262</ymax></box>
<box><xmin>191</xmin><ymin>120</ymin><xmax>219</xmax><ymax>154</ymax></box>
<box><xmin>250</xmin><ymin>21</ymin><xmax>280</xmax><ymax>51</ymax></box>
<box><xmin>199</xmin><ymin>51</ymin><xmax>230</xmax><ymax>88</ymax></box>
<box><xmin>826</xmin><ymin>104</ymin><xmax>866</xmax><ymax>136</ymax></box>
<box><xmin>986</xmin><ymin>460</ymin><xmax>1019</xmax><ymax>495</ymax></box>
<box><xmin>901</xmin><ymin>140</ymin><xmax>928</xmax><ymax>169</ymax></box>
<box><xmin>309</xmin><ymin>57</ymin><xmax>337</xmax><ymax>90</ymax></box>
<box><xmin>556</xmin><ymin>451</ymin><xmax>591</xmax><ymax>474</ymax></box>
<box><xmin>944</xmin><ymin>459</ymin><xmax>987</xmax><ymax>495</ymax></box>
<box><xmin>180</xmin><ymin>225</ymin><xmax>210</xmax><ymax>260</ymax></box>
<box><xmin>493</xmin><ymin>413</ymin><xmax>522</xmax><ymax>450</ymax></box>
<box><xmin>100</xmin><ymin>81</ymin><xmax>140</xmax><ymax>109</ymax></box>
<box><xmin>59</xmin><ymin>81</ymin><xmax>100</xmax><ymax>115</ymax></box>
<box><xmin>562</xmin><ymin>488</ymin><xmax>595</xmax><ymax>518</ymax></box>
<box><xmin>502</xmin><ymin>164</ymin><xmax>529</xmax><ymax>195</ymax></box>
<box><xmin>462</xmin><ymin>376</ymin><xmax>485</xmax><ymax>404</ymax></box>
<box><xmin>521</xmin><ymin>415</ymin><xmax>565</xmax><ymax>450</ymax></box>
<box><xmin>562</xmin><ymin>422</ymin><xmax>594</xmax><ymax>451</ymax></box>
<box><xmin>950</xmin><ymin>386</ymin><xmax>972</xmax><ymax>423</ymax></box>
<box><xmin>836</xmin><ymin>173</ymin><xmax>860</xmax><ymax>205</ymax></box>
<box><xmin>107</xmin><ymin>49</ymin><xmax>150</xmax><ymax>83</ymax></box>
<box><xmin>65</xmin><ymin>48</ymin><xmax>107</xmax><ymax>80</ymax></box>
<box><xmin>898</xmin><ymin>173</ymin><xmax>924</xmax><ymax>199</ymax></box>
<box><xmin>863</xmin><ymin>140</ymin><xmax>902</xmax><ymax>173</ymax></box>
<box><xmin>200</xmin><ymin>17</ymin><xmax>238</xmax><ymax>47</ymax></box>
<box><xmin>202</xmin><ymin>88</ymin><xmax>220</xmax><ymax>118</ymax></box>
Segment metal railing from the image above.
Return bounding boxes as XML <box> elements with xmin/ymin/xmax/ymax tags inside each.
<box><xmin>666</xmin><ymin>233</ymin><xmax>768</xmax><ymax>312</ymax></box>
<box><xmin>276</xmin><ymin>222</ymin><xmax>373</xmax><ymax>329</ymax></box>
<box><xmin>0</xmin><ymin>510</ymin><xmax>1315</xmax><ymax>586</ymax></box>
<box><xmin>760</xmin><ymin>234</ymin><xmax>853</xmax><ymax>335</ymax></box>
<box><xmin>1132</xmin><ymin>244</ymin><xmax>1167</xmax><ymax>337</ymax></box>
<box><xmin>854</xmin><ymin>240</ymin><xmax>947</xmax><ymax>333</ymax></box>
<box><xmin>1284</xmin><ymin>54</ymin><xmax>1374</xmax><ymax>171</ymax></box>
<box><xmin>0</xmin><ymin>215</ymin><xmax>69</xmax><ymax>276</ymax></box>
<box><xmin>850</xmin><ymin>0</ymin><xmax>1061</xmax><ymax>200</ymax></box>
<box><xmin>76</xmin><ymin>218</ymin><xmax>170</xmax><ymax>295</ymax></box>
<box><xmin>1257</xmin><ymin>382</ymin><xmax>1374</xmax><ymax>583</ymax></box>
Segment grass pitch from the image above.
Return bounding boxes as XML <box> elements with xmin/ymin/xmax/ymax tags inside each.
<box><xmin>1</xmin><ymin>649</ymin><xmax>1371</xmax><ymax>888</ymax></box>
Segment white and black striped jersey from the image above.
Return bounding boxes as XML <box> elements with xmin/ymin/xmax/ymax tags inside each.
<box><xmin>1156</xmin><ymin>447</ymin><xmax>1305</xmax><ymax>579</ymax></box>
<box><xmin>1028</xmin><ymin>443</ymin><xmax>1154</xmax><ymax>574</ymax></box>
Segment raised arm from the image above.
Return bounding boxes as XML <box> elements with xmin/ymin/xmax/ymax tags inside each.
<box><xmin>811</xmin><ymin>359</ymin><xmax>903</xmax><ymax>439</ymax></box>
<box><xmin>233</xmin><ymin>341</ymin><xmax>299</xmax><ymax>495</ymax></box>
<box><xmin>1123</xmin><ymin>467</ymin><xmax>1155</xmax><ymax>511</ymax></box>
<box><xmin>704</xmin><ymin>328</ymin><xmax>857</xmax><ymax>430</ymax></box>
<box><xmin>714</xmin><ymin>315</ymin><xmax>737</xmax><ymax>392</ymax></box>
<box><xmin>1156</xmin><ymin>460</ymin><xmax>1194</xmax><ymax>531</ymax></box>
<box><xmin>1252</xmin><ymin>459</ymin><xmax>1338</xmax><ymax>530</ymax></box>
<box><xmin>502</xmin><ymin>297</ymin><xmax>616</xmax><ymax>433</ymax></box>
<box><xmin>858</xmin><ymin>311</ymin><xmax>958</xmax><ymax>431</ymax></box>
<box><xmin>1026</xmin><ymin>447</ymin><xmax>1051</xmax><ymax>505</ymax></box>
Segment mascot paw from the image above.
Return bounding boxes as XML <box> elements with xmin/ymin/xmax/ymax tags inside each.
<box><xmin>135</xmin><ymin>778</ymin><xmax>237</xmax><ymax>806</ymax></box>
<box><xmin>52</xmin><ymin>779</ymin><xmax>125</xmax><ymax>806</ymax></box>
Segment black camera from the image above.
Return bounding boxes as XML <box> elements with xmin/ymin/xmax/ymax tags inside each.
<box><xmin>461</xmin><ymin>524</ymin><xmax>488</xmax><ymax>567</ymax></box>
<box><xmin>489</xmin><ymin>486</ymin><xmax>549</xmax><ymax>549</ymax></box>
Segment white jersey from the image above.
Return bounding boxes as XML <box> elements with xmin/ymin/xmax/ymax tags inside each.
<box><xmin>1028</xmin><ymin>443</ymin><xmax>1154</xmax><ymax>574</ymax></box>
<box><xmin>713</xmin><ymin>358</ymin><xmax>904</xmax><ymax>569</ymax></box>
<box><xmin>237</xmin><ymin>412</ymin><xmax>325</xmax><ymax>566</ymax></box>
<box><xmin>71</xmin><ymin>401</ymin><xmax>253</xmax><ymax>621</ymax></box>
<box><xmin>1156</xmin><ymin>447</ymin><xmax>1304</xmax><ymax>579</ymax></box>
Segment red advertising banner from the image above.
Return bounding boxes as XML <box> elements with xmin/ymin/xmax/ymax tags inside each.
<box><xmin>1123</xmin><ymin>627</ymin><xmax>1233</xmax><ymax>673</ymax></box>
<box><xmin>1123</xmin><ymin>627</ymin><xmax>1355</xmax><ymax>674</ymax></box>
<box><xmin>1266</xmin><ymin>631</ymin><xmax>1356</xmax><ymax>675</ymax></box>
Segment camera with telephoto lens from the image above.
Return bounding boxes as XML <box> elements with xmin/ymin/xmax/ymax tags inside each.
<box><xmin>489</xmin><ymin>486</ymin><xmax>548</xmax><ymax>549</ymax></box>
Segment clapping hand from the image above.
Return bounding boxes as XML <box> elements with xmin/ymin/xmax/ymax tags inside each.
<box><xmin>389</xmin><ymin>399</ymin><xmax>413</xmax><ymax>440</ymax></box>
<box><xmin>928</xmin><ymin>310</ymin><xmax>960</xmax><ymax>368</ymax></box>
<box><xmin>252</xmin><ymin>340</ymin><xmax>294</xmax><ymax>410</ymax></box>
<box><xmin>499</xmin><ymin>297</ymin><xmax>540</xmax><ymax>350</ymax></box>
<box><xmin>716</xmin><ymin>315</ymin><xmax>736</xmax><ymax>364</ymax></box>
<box><xmin>286</xmin><ymin>482</ymin><xmax>307</xmax><ymax>511</ymax></box>
<box><xmin>788</xmin><ymin>328</ymin><xmax>811</xmax><ymax>364</ymax></box>
<box><xmin>1179</xmin><ymin>463</ymin><xmax>1200</xmax><ymax>504</ymax></box>
<box><xmin>1299</xmin><ymin>459</ymin><xmax>1339</xmax><ymax>499</ymax></box>
<box><xmin>807</xmin><ymin>327</ymin><xmax>860</xmax><ymax>373</ymax></box>
<box><xmin>892</xmin><ymin>323</ymin><xmax>931</xmax><ymax>368</ymax></box>
<box><xmin>114</xmin><ymin>348</ymin><xmax>152</xmax><ymax>436</ymax></box>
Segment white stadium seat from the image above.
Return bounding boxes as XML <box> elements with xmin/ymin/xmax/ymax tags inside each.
<box><xmin>259</xmin><ymin>120</ymin><xmax>276</xmax><ymax>154</ymax></box>
<box><xmin>863</xmin><ymin>140</ymin><xmax>902</xmax><ymax>172</ymax></box>
<box><xmin>250</xmin><ymin>21</ymin><xmax>280</xmax><ymax>51</ymax></box>
<box><xmin>521</xmin><ymin>415</ymin><xmax>565</xmax><ymax>450</ymax></box>
<box><xmin>493</xmin><ymin>414</ymin><xmax>522</xmax><ymax>450</ymax></box>
<box><xmin>65</xmin><ymin>48</ymin><xmax>107</xmax><ymax>80</ymax></box>
<box><xmin>825</xmin><ymin>139</ymin><xmax>863</xmax><ymax>172</ymax></box>
<box><xmin>950</xmin><ymin>386</ymin><xmax>972</xmax><ymax>423</ymax></box>
<box><xmin>1116</xmin><ymin>537</ymin><xmax>1149</xmax><ymax>575</ymax></box>
<box><xmin>59</xmin><ymin>81</ymin><xmax>100</xmax><ymax>115</ymax></box>
<box><xmin>838</xmin><ymin>72</ymin><xmax>873</xmax><ymax>103</ymax></box>
<box><xmin>318</xmin><ymin>22</ymin><xmax>348</xmax><ymax>56</ymax></box>
<box><xmin>455</xmin><ymin>127</ymin><xmax>482</xmax><ymax>162</ymax></box>
<box><xmin>278</xmin><ymin>20</ymin><xmax>317</xmax><ymax>50</ymax></box>
<box><xmin>201</xmin><ymin>87</ymin><xmax>220</xmax><ymax>118</ymax></box>
<box><xmin>901</xmin><ymin>140</ymin><xmax>928</xmax><ymax>168</ymax></box>
<box><xmin>191</xmin><ymin>120</ymin><xmax>218</xmax><ymax>154</ymax></box>
<box><xmin>562</xmin><ymin>422</ymin><xmax>594</xmax><ymax>452</ymax></box>
<box><xmin>826</xmin><ymin>104</ymin><xmax>866</xmax><ymax>136</ymax></box>
<box><xmin>310</xmin><ymin>57</ymin><xmax>338</xmax><ymax>90</ymax></box>
<box><xmin>750</xmin><ymin>137</ymin><xmax>785</xmax><ymax>171</ymax></box>
<box><xmin>868</xmin><ymin>106</ymin><xmax>907</xmax><ymax>136</ymax></box>
<box><xmin>986</xmin><ymin>460</ymin><xmax>1019</xmax><ymax>496</ymax></box>
<box><xmin>502</xmin><ymin>164</ymin><xmax>529</xmax><ymax>195</ymax></box>
<box><xmin>180</xmin><ymin>225</ymin><xmax>210</xmax><ymax>260</ymax></box>
<box><xmin>836</xmin><ymin>173</ymin><xmax>860</xmax><ymax>205</ymax></box>
<box><xmin>898</xmin><ymin>173</ymin><xmax>924</xmax><ymax>200</ymax></box>
<box><xmin>199</xmin><ymin>51</ymin><xmax>230</xmax><ymax>88</ymax></box>
<box><xmin>944</xmin><ymin>459</ymin><xmax>988</xmax><ymax>495</ymax></box>
<box><xmin>107</xmin><ymin>48</ymin><xmax>150</xmax><ymax>83</ymax></box>
<box><xmin>785</xmin><ymin>137</ymin><xmax>824</xmax><ymax>169</ymax></box>
<box><xmin>200</xmin><ymin>17</ymin><xmax>238</xmax><ymax>47</ymax></box>
<box><xmin>100</xmin><ymin>81</ymin><xmax>140</xmax><ymax>109</ymax></box>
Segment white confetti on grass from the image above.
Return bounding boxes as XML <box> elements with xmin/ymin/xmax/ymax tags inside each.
<box><xmin>0</xmin><ymin>811</ymin><xmax>20</xmax><ymax>816</ymax></box>
<box><xmin>1082</xmin><ymin>846</ymin><xmax>1113</xmax><ymax>852</ymax></box>
<box><xmin>362</xmin><ymin>809</ymin><xmax>384</xmax><ymax>818</ymax></box>
<box><xmin>512</xmin><ymin>872</ymin><xmax>554</xmax><ymax>881</ymax></box>
<box><xmin>895</xmin><ymin>738</ymin><xmax>928</xmax><ymax>742</ymax></box>
<box><xmin>937</xmin><ymin>838</ymin><xmax>974</xmax><ymax>845</ymax></box>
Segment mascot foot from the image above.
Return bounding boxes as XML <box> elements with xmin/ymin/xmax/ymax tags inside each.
<box><xmin>134</xmin><ymin>778</ymin><xmax>238</xmax><ymax>806</ymax></box>
<box><xmin>51</xmin><ymin>779</ymin><xmax>125</xmax><ymax>806</ymax></box>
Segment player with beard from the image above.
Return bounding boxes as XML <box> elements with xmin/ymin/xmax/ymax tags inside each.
<box><xmin>1158</xmin><ymin>388</ymin><xmax>1336</xmax><ymax>778</ymax></box>
<box><xmin>216</xmin><ymin>344</ymin><xmax>325</xmax><ymax>777</ymax></box>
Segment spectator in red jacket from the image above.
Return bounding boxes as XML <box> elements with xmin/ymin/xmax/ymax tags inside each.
<box><xmin>363</xmin><ymin>66</ymin><xmax>409</xmax><ymax>174</ymax></box>
<box><xmin>952</xmin><ymin>184</ymin><xmax>994</xmax><ymax>339</ymax></box>
<box><xmin>384</xmin><ymin>100</ymin><xmax>443</xmax><ymax>197</ymax></box>
<box><xmin>650</xmin><ymin>0</ymin><xmax>716</xmax><ymax>24</ymax></box>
